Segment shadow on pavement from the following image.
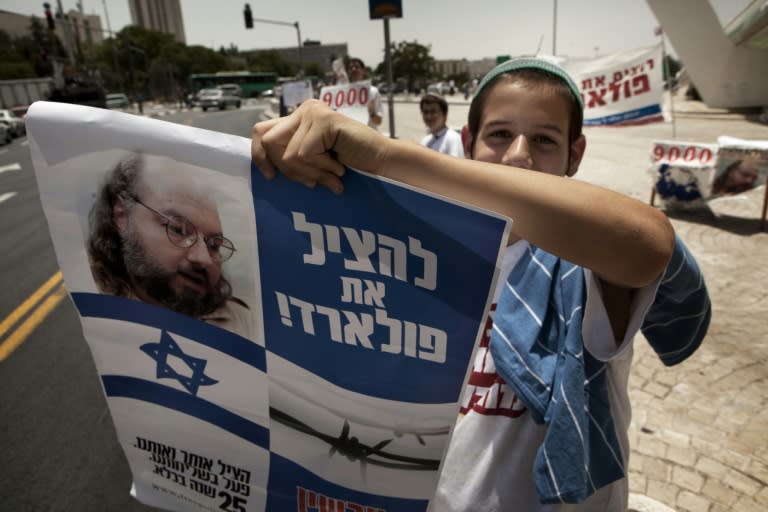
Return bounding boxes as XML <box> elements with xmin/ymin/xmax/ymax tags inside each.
<box><xmin>661</xmin><ymin>205</ymin><xmax>765</xmax><ymax>235</ymax></box>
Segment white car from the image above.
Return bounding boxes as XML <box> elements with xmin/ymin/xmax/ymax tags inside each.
<box><xmin>0</xmin><ymin>109</ymin><xmax>26</xmax><ymax>137</ymax></box>
<box><xmin>198</xmin><ymin>89</ymin><xmax>241</xmax><ymax>111</ymax></box>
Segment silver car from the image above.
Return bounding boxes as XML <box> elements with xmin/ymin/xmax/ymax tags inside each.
<box><xmin>0</xmin><ymin>109</ymin><xmax>25</xmax><ymax>137</ymax></box>
<box><xmin>198</xmin><ymin>89</ymin><xmax>241</xmax><ymax>111</ymax></box>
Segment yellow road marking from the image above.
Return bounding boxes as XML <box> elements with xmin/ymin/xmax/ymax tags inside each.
<box><xmin>0</xmin><ymin>272</ymin><xmax>66</xmax><ymax>361</ymax></box>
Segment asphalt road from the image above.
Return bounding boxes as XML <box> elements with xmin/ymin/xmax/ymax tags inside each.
<box><xmin>0</xmin><ymin>103</ymin><xmax>267</xmax><ymax>511</ymax></box>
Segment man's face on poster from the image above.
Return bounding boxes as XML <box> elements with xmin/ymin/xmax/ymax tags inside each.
<box><xmin>115</xmin><ymin>165</ymin><xmax>229</xmax><ymax>317</ymax></box>
<box><xmin>724</xmin><ymin>162</ymin><xmax>758</xmax><ymax>193</ymax></box>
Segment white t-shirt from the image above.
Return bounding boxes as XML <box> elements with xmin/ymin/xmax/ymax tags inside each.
<box><xmin>429</xmin><ymin>241</ymin><xmax>659</xmax><ymax>512</ymax></box>
<box><xmin>367</xmin><ymin>85</ymin><xmax>383</xmax><ymax>129</ymax></box>
<box><xmin>421</xmin><ymin>127</ymin><xmax>465</xmax><ymax>158</ymax></box>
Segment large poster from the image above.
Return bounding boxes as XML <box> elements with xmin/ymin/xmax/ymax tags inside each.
<box><xmin>27</xmin><ymin>102</ymin><xmax>510</xmax><ymax>511</ymax></box>
<box><xmin>562</xmin><ymin>45</ymin><xmax>666</xmax><ymax>126</ymax></box>
<box><xmin>649</xmin><ymin>140</ymin><xmax>719</xmax><ymax>206</ymax></box>
<box><xmin>649</xmin><ymin>137</ymin><xmax>768</xmax><ymax>207</ymax></box>
<box><xmin>713</xmin><ymin>136</ymin><xmax>768</xmax><ymax>196</ymax></box>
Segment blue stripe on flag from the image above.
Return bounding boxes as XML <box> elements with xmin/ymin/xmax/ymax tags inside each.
<box><xmin>584</xmin><ymin>104</ymin><xmax>662</xmax><ymax>126</ymax></box>
<box><xmin>102</xmin><ymin>375</ymin><xmax>269</xmax><ymax>449</ymax></box>
<box><xmin>71</xmin><ymin>292</ymin><xmax>265</xmax><ymax>371</ymax></box>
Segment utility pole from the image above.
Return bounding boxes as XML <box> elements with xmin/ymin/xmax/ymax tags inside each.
<box><xmin>102</xmin><ymin>0</ymin><xmax>122</xmax><ymax>89</ymax></box>
<box><xmin>552</xmin><ymin>0</ymin><xmax>557</xmax><ymax>55</ymax></box>
<box><xmin>383</xmin><ymin>18</ymin><xmax>395</xmax><ymax>138</ymax></box>
<box><xmin>56</xmin><ymin>0</ymin><xmax>77</xmax><ymax>66</ymax></box>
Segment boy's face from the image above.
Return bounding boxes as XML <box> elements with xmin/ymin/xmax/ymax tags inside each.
<box><xmin>463</xmin><ymin>78</ymin><xmax>585</xmax><ymax>177</ymax></box>
<box><xmin>348</xmin><ymin>60</ymin><xmax>365</xmax><ymax>82</ymax></box>
<box><xmin>421</xmin><ymin>103</ymin><xmax>447</xmax><ymax>133</ymax></box>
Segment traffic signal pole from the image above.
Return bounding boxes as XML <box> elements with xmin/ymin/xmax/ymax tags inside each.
<box><xmin>243</xmin><ymin>4</ymin><xmax>303</xmax><ymax>77</ymax></box>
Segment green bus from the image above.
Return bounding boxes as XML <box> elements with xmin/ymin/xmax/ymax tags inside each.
<box><xmin>188</xmin><ymin>71</ymin><xmax>278</xmax><ymax>98</ymax></box>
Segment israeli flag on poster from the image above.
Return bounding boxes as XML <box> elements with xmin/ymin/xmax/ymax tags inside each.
<box><xmin>27</xmin><ymin>102</ymin><xmax>510</xmax><ymax>512</ymax></box>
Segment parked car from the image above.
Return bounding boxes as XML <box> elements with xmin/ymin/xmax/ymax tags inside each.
<box><xmin>0</xmin><ymin>109</ymin><xmax>26</xmax><ymax>137</ymax></box>
<box><xmin>198</xmin><ymin>88</ymin><xmax>241</xmax><ymax>111</ymax></box>
<box><xmin>0</xmin><ymin>122</ymin><xmax>10</xmax><ymax>145</ymax></box>
<box><xmin>10</xmin><ymin>105</ymin><xmax>29</xmax><ymax>121</ymax></box>
<box><xmin>106</xmin><ymin>93</ymin><xmax>131</xmax><ymax>109</ymax></box>
<box><xmin>427</xmin><ymin>82</ymin><xmax>451</xmax><ymax>95</ymax></box>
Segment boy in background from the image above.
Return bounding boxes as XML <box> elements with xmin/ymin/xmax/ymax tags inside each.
<box><xmin>419</xmin><ymin>93</ymin><xmax>464</xmax><ymax>157</ymax></box>
<box><xmin>347</xmin><ymin>57</ymin><xmax>383</xmax><ymax>130</ymax></box>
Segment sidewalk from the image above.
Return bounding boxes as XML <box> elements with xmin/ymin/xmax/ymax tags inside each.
<box><xmin>264</xmin><ymin>99</ymin><xmax>768</xmax><ymax>512</ymax></box>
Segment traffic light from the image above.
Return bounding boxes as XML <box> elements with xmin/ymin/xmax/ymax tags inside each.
<box><xmin>43</xmin><ymin>2</ymin><xmax>55</xmax><ymax>30</ymax></box>
<box><xmin>243</xmin><ymin>4</ymin><xmax>253</xmax><ymax>29</ymax></box>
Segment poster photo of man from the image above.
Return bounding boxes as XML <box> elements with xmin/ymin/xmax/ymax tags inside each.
<box><xmin>87</xmin><ymin>152</ymin><xmax>256</xmax><ymax>341</ymax></box>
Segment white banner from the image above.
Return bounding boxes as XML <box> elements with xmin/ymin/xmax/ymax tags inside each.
<box><xmin>562</xmin><ymin>45</ymin><xmax>666</xmax><ymax>126</ymax></box>
<box><xmin>281</xmin><ymin>80</ymin><xmax>313</xmax><ymax>109</ymax></box>
<box><xmin>318</xmin><ymin>81</ymin><xmax>372</xmax><ymax>126</ymax></box>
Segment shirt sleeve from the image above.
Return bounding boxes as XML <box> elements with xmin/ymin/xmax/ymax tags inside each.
<box><xmin>446</xmin><ymin>130</ymin><xmax>465</xmax><ymax>158</ymax></box>
<box><xmin>581</xmin><ymin>269</ymin><xmax>661</xmax><ymax>362</ymax></box>
<box><xmin>640</xmin><ymin>235</ymin><xmax>711</xmax><ymax>366</ymax></box>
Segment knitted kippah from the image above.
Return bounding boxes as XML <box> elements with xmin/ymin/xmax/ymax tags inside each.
<box><xmin>473</xmin><ymin>56</ymin><xmax>583</xmax><ymax>112</ymax></box>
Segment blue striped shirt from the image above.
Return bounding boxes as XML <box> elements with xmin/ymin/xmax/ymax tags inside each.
<box><xmin>489</xmin><ymin>235</ymin><xmax>710</xmax><ymax>504</ymax></box>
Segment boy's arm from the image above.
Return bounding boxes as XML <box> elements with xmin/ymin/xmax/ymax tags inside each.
<box><xmin>252</xmin><ymin>100</ymin><xmax>675</xmax><ymax>289</ymax></box>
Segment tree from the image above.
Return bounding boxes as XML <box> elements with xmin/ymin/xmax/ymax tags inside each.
<box><xmin>246</xmin><ymin>50</ymin><xmax>295</xmax><ymax>76</ymax></box>
<box><xmin>376</xmin><ymin>40</ymin><xmax>434</xmax><ymax>87</ymax></box>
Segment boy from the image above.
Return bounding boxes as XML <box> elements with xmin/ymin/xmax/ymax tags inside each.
<box><xmin>420</xmin><ymin>93</ymin><xmax>464</xmax><ymax>157</ymax></box>
<box><xmin>251</xmin><ymin>57</ymin><xmax>709</xmax><ymax>511</ymax></box>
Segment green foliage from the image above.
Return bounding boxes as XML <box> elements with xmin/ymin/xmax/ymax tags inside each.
<box><xmin>0</xmin><ymin>18</ymin><xmax>68</xmax><ymax>79</ymax></box>
<box><xmin>246</xmin><ymin>50</ymin><xmax>295</xmax><ymax>76</ymax></box>
<box><xmin>304</xmin><ymin>62</ymin><xmax>325</xmax><ymax>79</ymax></box>
<box><xmin>663</xmin><ymin>55</ymin><xmax>681</xmax><ymax>80</ymax></box>
<box><xmin>376</xmin><ymin>40</ymin><xmax>434</xmax><ymax>83</ymax></box>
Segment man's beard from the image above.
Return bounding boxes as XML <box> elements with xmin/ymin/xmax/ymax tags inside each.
<box><xmin>122</xmin><ymin>230</ymin><xmax>228</xmax><ymax>317</ymax></box>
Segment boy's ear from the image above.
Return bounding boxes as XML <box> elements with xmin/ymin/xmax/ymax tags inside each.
<box><xmin>566</xmin><ymin>134</ymin><xmax>587</xmax><ymax>177</ymax></box>
<box><xmin>460</xmin><ymin>125</ymin><xmax>473</xmax><ymax>158</ymax></box>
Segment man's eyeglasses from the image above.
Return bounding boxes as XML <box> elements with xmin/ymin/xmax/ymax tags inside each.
<box><xmin>122</xmin><ymin>193</ymin><xmax>236</xmax><ymax>262</ymax></box>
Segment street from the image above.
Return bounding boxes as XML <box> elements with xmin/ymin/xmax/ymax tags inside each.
<box><xmin>0</xmin><ymin>102</ymin><xmax>267</xmax><ymax>511</ymax></box>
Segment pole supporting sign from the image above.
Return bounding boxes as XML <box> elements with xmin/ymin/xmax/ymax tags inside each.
<box><xmin>369</xmin><ymin>0</ymin><xmax>402</xmax><ymax>19</ymax></box>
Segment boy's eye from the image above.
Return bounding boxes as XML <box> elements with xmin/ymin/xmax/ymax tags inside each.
<box><xmin>488</xmin><ymin>129</ymin><xmax>513</xmax><ymax>139</ymax></box>
<box><xmin>532</xmin><ymin>135</ymin><xmax>556</xmax><ymax>145</ymax></box>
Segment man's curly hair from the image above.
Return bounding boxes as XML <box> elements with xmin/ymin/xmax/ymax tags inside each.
<box><xmin>87</xmin><ymin>154</ymin><xmax>143</xmax><ymax>295</ymax></box>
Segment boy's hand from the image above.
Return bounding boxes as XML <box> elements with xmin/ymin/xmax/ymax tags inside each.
<box><xmin>251</xmin><ymin>100</ymin><xmax>388</xmax><ymax>194</ymax></box>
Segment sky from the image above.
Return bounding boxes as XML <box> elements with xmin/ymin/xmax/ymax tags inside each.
<box><xmin>1</xmin><ymin>0</ymin><xmax>754</xmax><ymax>66</ymax></box>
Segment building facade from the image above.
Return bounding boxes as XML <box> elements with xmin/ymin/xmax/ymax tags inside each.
<box><xmin>243</xmin><ymin>42</ymin><xmax>349</xmax><ymax>77</ymax></box>
<box><xmin>128</xmin><ymin>0</ymin><xmax>186</xmax><ymax>44</ymax></box>
<box><xmin>431</xmin><ymin>57</ymin><xmax>497</xmax><ymax>80</ymax></box>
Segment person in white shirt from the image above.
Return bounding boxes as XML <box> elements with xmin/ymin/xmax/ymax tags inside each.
<box><xmin>419</xmin><ymin>93</ymin><xmax>464</xmax><ymax>158</ymax></box>
<box><xmin>347</xmin><ymin>57</ymin><xmax>383</xmax><ymax>130</ymax></box>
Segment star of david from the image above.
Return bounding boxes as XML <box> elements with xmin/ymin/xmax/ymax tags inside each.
<box><xmin>140</xmin><ymin>331</ymin><xmax>218</xmax><ymax>395</ymax></box>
